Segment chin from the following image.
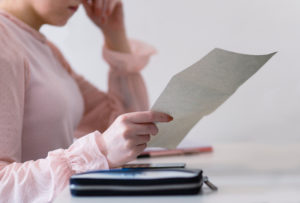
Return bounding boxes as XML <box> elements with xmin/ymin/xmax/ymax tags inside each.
<box><xmin>47</xmin><ymin>17</ymin><xmax>71</xmax><ymax>27</ymax></box>
<box><xmin>54</xmin><ymin>21</ymin><xmax>69</xmax><ymax>27</ymax></box>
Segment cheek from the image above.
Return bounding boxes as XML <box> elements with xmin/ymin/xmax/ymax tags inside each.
<box><xmin>33</xmin><ymin>2</ymin><xmax>72</xmax><ymax>26</ymax></box>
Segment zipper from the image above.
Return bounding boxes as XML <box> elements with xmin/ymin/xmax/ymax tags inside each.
<box><xmin>203</xmin><ymin>176</ymin><xmax>218</xmax><ymax>191</ymax></box>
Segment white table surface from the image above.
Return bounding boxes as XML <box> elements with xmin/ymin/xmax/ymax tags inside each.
<box><xmin>54</xmin><ymin>143</ymin><xmax>300</xmax><ymax>203</ymax></box>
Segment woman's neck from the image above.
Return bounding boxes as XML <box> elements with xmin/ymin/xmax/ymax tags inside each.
<box><xmin>0</xmin><ymin>0</ymin><xmax>44</xmax><ymax>30</ymax></box>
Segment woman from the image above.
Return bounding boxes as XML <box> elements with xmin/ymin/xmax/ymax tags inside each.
<box><xmin>0</xmin><ymin>0</ymin><xmax>173</xmax><ymax>202</ymax></box>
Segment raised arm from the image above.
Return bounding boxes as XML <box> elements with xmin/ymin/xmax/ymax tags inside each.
<box><xmin>61</xmin><ymin>0</ymin><xmax>156</xmax><ymax>137</ymax></box>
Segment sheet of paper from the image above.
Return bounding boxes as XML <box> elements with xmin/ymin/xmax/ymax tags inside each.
<box><xmin>148</xmin><ymin>48</ymin><xmax>276</xmax><ymax>149</ymax></box>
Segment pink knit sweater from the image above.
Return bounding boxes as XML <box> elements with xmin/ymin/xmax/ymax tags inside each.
<box><xmin>0</xmin><ymin>9</ymin><xmax>155</xmax><ymax>202</ymax></box>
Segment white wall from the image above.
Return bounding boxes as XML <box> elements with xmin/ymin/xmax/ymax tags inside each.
<box><xmin>41</xmin><ymin>0</ymin><xmax>300</xmax><ymax>146</ymax></box>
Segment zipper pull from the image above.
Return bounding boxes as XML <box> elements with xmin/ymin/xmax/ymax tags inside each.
<box><xmin>203</xmin><ymin>176</ymin><xmax>218</xmax><ymax>191</ymax></box>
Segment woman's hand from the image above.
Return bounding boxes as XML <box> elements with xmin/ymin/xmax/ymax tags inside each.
<box><xmin>96</xmin><ymin>111</ymin><xmax>173</xmax><ymax>168</ymax></box>
<box><xmin>82</xmin><ymin>0</ymin><xmax>131</xmax><ymax>53</ymax></box>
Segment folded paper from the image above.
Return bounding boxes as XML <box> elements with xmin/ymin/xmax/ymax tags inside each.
<box><xmin>149</xmin><ymin>48</ymin><xmax>276</xmax><ymax>148</ymax></box>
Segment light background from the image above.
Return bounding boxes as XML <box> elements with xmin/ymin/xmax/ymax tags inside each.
<box><xmin>41</xmin><ymin>0</ymin><xmax>300</xmax><ymax>147</ymax></box>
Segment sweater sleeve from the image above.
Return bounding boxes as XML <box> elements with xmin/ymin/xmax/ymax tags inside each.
<box><xmin>0</xmin><ymin>131</ymin><xmax>108</xmax><ymax>203</ymax></box>
<box><xmin>0</xmin><ymin>34</ymin><xmax>109</xmax><ymax>202</ymax></box>
<box><xmin>47</xmin><ymin>39</ymin><xmax>156</xmax><ymax>138</ymax></box>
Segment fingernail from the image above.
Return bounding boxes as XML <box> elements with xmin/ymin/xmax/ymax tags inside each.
<box><xmin>168</xmin><ymin>115</ymin><xmax>174</xmax><ymax>121</ymax></box>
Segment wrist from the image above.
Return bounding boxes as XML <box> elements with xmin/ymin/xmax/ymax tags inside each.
<box><xmin>95</xmin><ymin>131</ymin><xmax>117</xmax><ymax>168</ymax></box>
<box><xmin>103</xmin><ymin>31</ymin><xmax>131</xmax><ymax>53</ymax></box>
<box><xmin>95</xmin><ymin>132</ymin><xmax>108</xmax><ymax>160</ymax></box>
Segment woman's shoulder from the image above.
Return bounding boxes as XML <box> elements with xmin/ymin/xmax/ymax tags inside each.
<box><xmin>0</xmin><ymin>14</ymin><xmax>14</xmax><ymax>41</ymax></box>
<box><xmin>0</xmin><ymin>18</ymin><xmax>25</xmax><ymax>63</ymax></box>
<box><xmin>0</xmin><ymin>21</ymin><xmax>17</xmax><ymax>53</ymax></box>
<box><xmin>0</xmin><ymin>20</ymin><xmax>28</xmax><ymax>85</ymax></box>
<box><xmin>0</xmin><ymin>26</ymin><xmax>28</xmax><ymax>89</ymax></box>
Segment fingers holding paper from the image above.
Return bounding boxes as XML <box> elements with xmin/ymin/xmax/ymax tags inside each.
<box><xmin>98</xmin><ymin>111</ymin><xmax>173</xmax><ymax>168</ymax></box>
<box><xmin>125</xmin><ymin>111</ymin><xmax>173</xmax><ymax>124</ymax></box>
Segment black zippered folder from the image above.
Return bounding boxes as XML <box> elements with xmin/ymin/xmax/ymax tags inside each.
<box><xmin>70</xmin><ymin>168</ymin><xmax>203</xmax><ymax>196</ymax></box>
